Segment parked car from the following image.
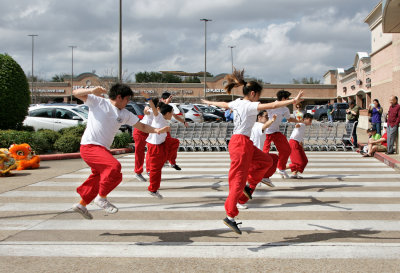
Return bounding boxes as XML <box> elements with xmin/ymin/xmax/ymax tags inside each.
<box><xmin>194</xmin><ymin>104</ymin><xmax>224</xmax><ymax>122</ymax></box>
<box><xmin>23</xmin><ymin>105</ymin><xmax>88</xmax><ymax>131</ymax></box>
<box><xmin>169</xmin><ymin>103</ymin><xmax>186</xmax><ymax>123</ymax></box>
<box><xmin>180</xmin><ymin>105</ymin><xmax>203</xmax><ymax>123</ymax></box>
<box><xmin>305</xmin><ymin>105</ymin><xmax>318</xmax><ymax>116</ymax></box>
<box><xmin>119</xmin><ymin>102</ymin><xmax>146</xmax><ymax>135</ymax></box>
<box><xmin>314</xmin><ymin>102</ymin><xmax>349</xmax><ymax>121</ymax></box>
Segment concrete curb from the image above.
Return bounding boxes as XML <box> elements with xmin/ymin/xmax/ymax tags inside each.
<box><xmin>358</xmin><ymin>143</ymin><xmax>400</xmax><ymax>171</ymax></box>
<box><xmin>39</xmin><ymin>148</ymin><xmax>133</xmax><ymax>161</ymax></box>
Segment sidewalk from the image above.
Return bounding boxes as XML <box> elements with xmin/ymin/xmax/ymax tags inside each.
<box><xmin>357</xmin><ymin>127</ymin><xmax>400</xmax><ymax>170</ymax></box>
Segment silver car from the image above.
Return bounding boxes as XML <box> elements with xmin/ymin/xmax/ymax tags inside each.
<box><xmin>23</xmin><ymin>104</ymin><xmax>88</xmax><ymax>131</ymax></box>
<box><xmin>180</xmin><ymin>104</ymin><xmax>203</xmax><ymax>123</ymax></box>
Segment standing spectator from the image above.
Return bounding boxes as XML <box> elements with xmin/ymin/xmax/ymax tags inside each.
<box><xmin>293</xmin><ymin>103</ymin><xmax>304</xmax><ymax>122</ymax></box>
<box><xmin>369</xmin><ymin>99</ymin><xmax>383</xmax><ymax>136</ymax></box>
<box><xmin>225</xmin><ymin>109</ymin><xmax>234</xmax><ymax>122</ymax></box>
<box><xmin>386</xmin><ymin>96</ymin><xmax>400</xmax><ymax>154</ymax></box>
<box><xmin>327</xmin><ymin>101</ymin><xmax>335</xmax><ymax>123</ymax></box>
<box><xmin>346</xmin><ymin>100</ymin><xmax>360</xmax><ymax>148</ymax></box>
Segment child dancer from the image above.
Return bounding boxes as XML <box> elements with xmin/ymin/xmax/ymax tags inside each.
<box><xmin>202</xmin><ymin>69</ymin><xmax>303</xmax><ymax>234</ymax></box>
<box><xmin>160</xmin><ymin>92</ymin><xmax>185</xmax><ymax>170</ymax></box>
<box><xmin>236</xmin><ymin>111</ymin><xmax>279</xmax><ymax>210</ymax></box>
<box><xmin>263</xmin><ymin>90</ymin><xmax>300</xmax><ymax>179</ymax></box>
<box><xmin>145</xmin><ymin>98</ymin><xmax>174</xmax><ymax>199</ymax></box>
<box><xmin>250</xmin><ymin>111</ymin><xmax>278</xmax><ymax>187</ymax></box>
<box><xmin>287</xmin><ymin>113</ymin><xmax>313</xmax><ymax>179</ymax></box>
<box><xmin>133</xmin><ymin>97</ymin><xmax>159</xmax><ymax>182</ymax></box>
<box><xmin>72</xmin><ymin>85</ymin><xmax>169</xmax><ymax>220</ymax></box>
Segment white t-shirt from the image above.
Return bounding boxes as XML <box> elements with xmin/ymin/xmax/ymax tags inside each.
<box><xmin>290</xmin><ymin>123</ymin><xmax>306</xmax><ymax>143</ymax></box>
<box><xmin>140</xmin><ymin>108</ymin><xmax>154</xmax><ymax>126</ymax></box>
<box><xmin>265</xmin><ymin>106</ymin><xmax>290</xmax><ymax>134</ymax></box>
<box><xmin>250</xmin><ymin>122</ymin><xmax>266</xmax><ymax>150</ymax></box>
<box><xmin>146</xmin><ymin>114</ymin><xmax>168</xmax><ymax>144</ymax></box>
<box><xmin>228</xmin><ymin>98</ymin><xmax>260</xmax><ymax>137</ymax></box>
<box><xmin>81</xmin><ymin>94</ymin><xmax>139</xmax><ymax>150</ymax></box>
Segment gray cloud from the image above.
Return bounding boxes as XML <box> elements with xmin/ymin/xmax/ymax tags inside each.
<box><xmin>0</xmin><ymin>0</ymin><xmax>379</xmax><ymax>83</ymax></box>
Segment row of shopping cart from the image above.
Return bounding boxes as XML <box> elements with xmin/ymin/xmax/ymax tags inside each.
<box><xmin>168</xmin><ymin>121</ymin><xmax>357</xmax><ymax>152</ymax></box>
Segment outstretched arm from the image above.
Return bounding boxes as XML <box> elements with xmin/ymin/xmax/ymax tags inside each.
<box><xmin>262</xmin><ymin>114</ymin><xmax>277</xmax><ymax>131</ymax></box>
<box><xmin>258</xmin><ymin>91</ymin><xmax>304</xmax><ymax>111</ymax></box>
<box><xmin>201</xmin><ymin>99</ymin><xmax>230</xmax><ymax>109</ymax></box>
<box><xmin>133</xmin><ymin>122</ymin><xmax>170</xmax><ymax>134</ymax></box>
<box><xmin>73</xmin><ymin>86</ymin><xmax>107</xmax><ymax>102</ymax></box>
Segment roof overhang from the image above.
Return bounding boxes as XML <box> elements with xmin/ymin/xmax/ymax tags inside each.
<box><xmin>382</xmin><ymin>0</ymin><xmax>400</xmax><ymax>33</ymax></box>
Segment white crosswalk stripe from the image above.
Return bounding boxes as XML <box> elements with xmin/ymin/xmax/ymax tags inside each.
<box><xmin>1</xmin><ymin>151</ymin><xmax>400</xmax><ymax>260</ymax></box>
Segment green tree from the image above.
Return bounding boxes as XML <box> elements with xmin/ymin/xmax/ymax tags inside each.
<box><xmin>52</xmin><ymin>74</ymin><xmax>67</xmax><ymax>82</ymax></box>
<box><xmin>183</xmin><ymin>76</ymin><xmax>201</xmax><ymax>83</ymax></box>
<box><xmin>292</xmin><ymin>77</ymin><xmax>321</xmax><ymax>84</ymax></box>
<box><xmin>0</xmin><ymin>54</ymin><xmax>30</xmax><ymax>129</ymax></box>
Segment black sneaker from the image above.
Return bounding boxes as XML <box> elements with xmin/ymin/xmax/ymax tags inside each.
<box><xmin>171</xmin><ymin>164</ymin><xmax>181</xmax><ymax>171</ymax></box>
<box><xmin>223</xmin><ymin>217</ymin><xmax>242</xmax><ymax>235</ymax></box>
<box><xmin>243</xmin><ymin>185</ymin><xmax>253</xmax><ymax>200</ymax></box>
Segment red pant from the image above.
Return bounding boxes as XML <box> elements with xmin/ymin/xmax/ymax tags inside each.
<box><xmin>165</xmin><ymin>132</ymin><xmax>179</xmax><ymax>165</ymax></box>
<box><xmin>289</xmin><ymin>139</ymin><xmax>308</xmax><ymax>173</ymax></box>
<box><xmin>146</xmin><ymin>142</ymin><xmax>168</xmax><ymax>192</ymax></box>
<box><xmin>263</xmin><ymin>132</ymin><xmax>291</xmax><ymax>170</ymax></box>
<box><xmin>225</xmin><ymin>135</ymin><xmax>272</xmax><ymax>218</ymax></box>
<box><xmin>133</xmin><ymin>128</ymin><xmax>149</xmax><ymax>174</ymax></box>
<box><xmin>238</xmin><ymin>153</ymin><xmax>278</xmax><ymax>205</ymax></box>
<box><xmin>77</xmin><ymin>145</ymin><xmax>122</xmax><ymax>204</ymax></box>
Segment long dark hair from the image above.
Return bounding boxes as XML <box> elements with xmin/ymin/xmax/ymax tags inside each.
<box><xmin>224</xmin><ymin>68</ymin><xmax>262</xmax><ymax>96</ymax></box>
<box><xmin>373</xmin><ymin>99</ymin><xmax>381</xmax><ymax>108</ymax></box>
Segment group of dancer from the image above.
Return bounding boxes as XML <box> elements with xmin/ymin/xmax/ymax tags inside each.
<box><xmin>71</xmin><ymin>69</ymin><xmax>311</xmax><ymax>235</ymax></box>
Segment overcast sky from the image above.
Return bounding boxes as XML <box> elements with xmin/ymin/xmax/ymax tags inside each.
<box><xmin>0</xmin><ymin>0</ymin><xmax>379</xmax><ymax>83</ymax></box>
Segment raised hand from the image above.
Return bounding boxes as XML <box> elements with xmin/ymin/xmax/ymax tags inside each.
<box><xmin>91</xmin><ymin>86</ymin><xmax>107</xmax><ymax>97</ymax></box>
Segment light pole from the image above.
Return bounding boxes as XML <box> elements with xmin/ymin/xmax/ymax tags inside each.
<box><xmin>119</xmin><ymin>0</ymin><xmax>122</xmax><ymax>82</ymax></box>
<box><xmin>200</xmin><ymin>18</ymin><xmax>212</xmax><ymax>99</ymax></box>
<box><xmin>69</xmin><ymin>46</ymin><xmax>77</xmax><ymax>103</ymax></box>
<box><xmin>228</xmin><ymin>45</ymin><xmax>235</xmax><ymax>101</ymax></box>
<box><xmin>28</xmin><ymin>34</ymin><xmax>38</xmax><ymax>103</ymax></box>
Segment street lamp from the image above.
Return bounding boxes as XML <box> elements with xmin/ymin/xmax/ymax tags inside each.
<box><xmin>119</xmin><ymin>0</ymin><xmax>122</xmax><ymax>83</ymax></box>
<box><xmin>200</xmin><ymin>18</ymin><xmax>212</xmax><ymax>99</ymax></box>
<box><xmin>228</xmin><ymin>45</ymin><xmax>236</xmax><ymax>101</ymax></box>
<box><xmin>69</xmin><ymin>46</ymin><xmax>77</xmax><ymax>103</ymax></box>
<box><xmin>28</xmin><ymin>34</ymin><xmax>38</xmax><ymax>103</ymax></box>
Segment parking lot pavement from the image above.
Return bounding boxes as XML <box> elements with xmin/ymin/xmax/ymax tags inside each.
<box><xmin>1</xmin><ymin>151</ymin><xmax>400</xmax><ymax>272</ymax></box>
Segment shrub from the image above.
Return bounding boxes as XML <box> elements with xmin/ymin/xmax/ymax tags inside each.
<box><xmin>37</xmin><ymin>129</ymin><xmax>61</xmax><ymax>146</ymax></box>
<box><xmin>0</xmin><ymin>130</ymin><xmax>32</xmax><ymax>148</ymax></box>
<box><xmin>30</xmin><ymin>133</ymin><xmax>51</xmax><ymax>154</ymax></box>
<box><xmin>54</xmin><ymin>134</ymin><xmax>81</xmax><ymax>153</ymax></box>
<box><xmin>0</xmin><ymin>54</ymin><xmax>30</xmax><ymax>130</ymax></box>
<box><xmin>59</xmin><ymin>124</ymin><xmax>86</xmax><ymax>137</ymax></box>
<box><xmin>111</xmin><ymin>132</ymin><xmax>132</xmax><ymax>149</ymax></box>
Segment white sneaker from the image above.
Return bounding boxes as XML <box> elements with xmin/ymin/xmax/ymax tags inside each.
<box><xmin>94</xmin><ymin>197</ymin><xmax>119</xmax><ymax>214</ymax></box>
<box><xmin>135</xmin><ymin>173</ymin><xmax>147</xmax><ymax>182</ymax></box>
<box><xmin>291</xmin><ymin>173</ymin><xmax>303</xmax><ymax>179</ymax></box>
<box><xmin>149</xmin><ymin>190</ymin><xmax>163</xmax><ymax>199</ymax></box>
<box><xmin>278</xmin><ymin>169</ymin><xmax>290</xmax><ymax>179</ymax></box>
<box><xmin>261</xmin><ymin>178</ymin><xmax>275</xmax><ymax>187</ymax></box>
<box><xmin>236</xmin><ymin>203</ymin><xmax>248</xmax><ymax>210</ymax></box>
<box><xmin>72</xmin><ymin>204</ymin><xmax>93</xmax><ymax>220</ymax></box>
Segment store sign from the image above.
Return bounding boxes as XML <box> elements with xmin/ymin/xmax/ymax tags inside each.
<box><xmin>206</xmin><ymin>88</ymin><xmax>225</xmax><ymax>93</ymax></box>
<box><xmin>36</xmin><ymin>89</ymin><xmax>65</xmax><ymax>93</ymax></box>
<box><xmin>131</xmin><ymin>89</ymin><xmax>194</xmax><ymax>95</ymax></box>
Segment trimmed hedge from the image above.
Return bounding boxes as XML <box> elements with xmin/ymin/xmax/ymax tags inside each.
<box><xmin>111</xmin><ymin>132</ymin><xmax>133</xmax><ymax>149</ymax></box>
<box><xmin>0</xmin><ymin>54</ymin><xmax>30</xmax><ymax>130</ymax></box>
<box><xmin>0</xmin><ymin>124</ymin><xmax>133</xmax><ymax>154</ymax></box>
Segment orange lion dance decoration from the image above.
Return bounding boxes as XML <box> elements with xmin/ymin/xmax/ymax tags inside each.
<box><xmin>9</xmin><ymin>144</ymin><xmax>40</xmax><ymax>170</ymax></box>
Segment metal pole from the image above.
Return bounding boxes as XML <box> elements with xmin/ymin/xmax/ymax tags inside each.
<box><xmin>119</xmin><ymin>0</ymin><xmax>122</xmax><ymax>83</ymax></box>
<box><xmin>228</xmin><ymin>45</ymin><xmax>235</xmax><ymax>101</ymax></box>
<box><xmin>28</xmin><ymin>34</ymin><xmax>38</xmax><ymax>103</ymax></box>
<box><xmin>200</xmin><ymin>19</ymin><xmax>211</xmax><ymax>99</ymax></box>
<box><xmin>69</xmin><ymin>46</ymin><xmax>77</xmax><ymax>103</ymax></box>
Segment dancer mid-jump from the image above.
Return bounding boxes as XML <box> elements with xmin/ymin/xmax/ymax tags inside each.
<box><xmin>202</xmin><ymin>69</ymin><xmax>303</xmax><ymax>234</ymax></box>
<box><xmin>72</xmin><ymin>84</ymin><xmax>169</xmax><ymax>220</ymax></box>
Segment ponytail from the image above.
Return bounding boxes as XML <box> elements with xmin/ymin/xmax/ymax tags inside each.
<box><xmin>224</xmin><ymin>68</ymin><xmax>262</xmax><ymax>96</ymax></box>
